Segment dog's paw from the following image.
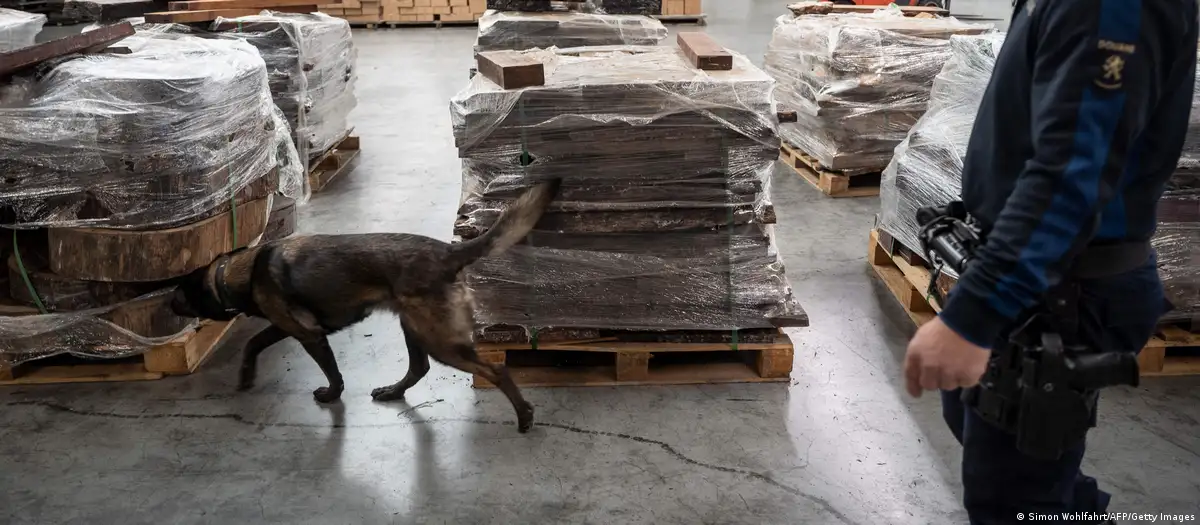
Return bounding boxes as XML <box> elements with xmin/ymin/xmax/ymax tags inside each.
<box><xmin>312</xmin><ymin>386</ymin><xmax>343</xmax><ymax>403</ymax></box>
<box><xmin>236</xmin><ymin>380</ymin><xmax>254</xmax><ymax>392</ymax></box>
<box><xmin>370</xmin><ymin>385</ymin><xmax>404</xmax><ymax>402</ymax></box>
<box><xmin>517</xmin><ymin>403</ymin><xmax>535</xmax><ymax>433</ymax></box>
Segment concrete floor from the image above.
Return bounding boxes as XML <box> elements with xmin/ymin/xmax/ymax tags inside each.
<box><xmin>3</xmin><ymin>2</ymin><xmax>1198</xmax><ymax>524</ymax></box>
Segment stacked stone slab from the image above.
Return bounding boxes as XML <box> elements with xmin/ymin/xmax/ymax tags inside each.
<box><xmin>474</xmin><ymin>9</ymin><xmax>665</xmax><ymax>52</ymax></box>
<box><xmin>765</xmin><ymin>9</ymin><xmax>989</xmax><ymax>171</ymax></box>
<box><xmin>451</xmin><ymin>45</ymin><xmax>805</xmax><ymax>336</ymax></box>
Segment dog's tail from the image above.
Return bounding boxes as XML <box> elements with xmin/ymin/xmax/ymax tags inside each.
<box><xmin>451</xmin><ymin>178</ymin><xmax>560</xmax><ymax>268</ymax></box>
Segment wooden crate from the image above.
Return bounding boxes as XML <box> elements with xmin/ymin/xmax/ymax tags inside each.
<box><xmin>307</xmin><ymin>132</ymin><xmax>361</xmax><ymax>193</ymax></box>
<box><xmin>475</xmin><ymin>330</ymin><xmax>794</xmax><ymax>387</ymax></box>
<box><xmin>780</xmin><ymin>141</ymin><xmax>881</xmax><ymax>198</ymax></box>
<box><xmin>0</xmin><ymin>316</ymin><xmax>241</xmax><ymax>386</ymax></box>
<box><xmin>867</xmin><ymin>229</ymin><xmax>1200</xmax><ymax>377</ymax></box>
<box><xmin>656</xmin><ymin>0</ymin><xmax>704</xmax><ymax>24</ymax></box>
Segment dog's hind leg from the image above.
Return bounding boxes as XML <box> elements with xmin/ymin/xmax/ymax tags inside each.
<box><xmin>238</xmin><ymin>324</ymin><xmax>289</xmax><ymax>391</ymax></box>
<box><xmin>296</xmin><ymin>335</ymin><xmax>345</xmax><ymax>403</ymax></box>
<box><xmin>371</xmin><ymin>321</ymin><xmax>431</xmax><ymax>401</ymax></box>
<box><xmin>432</xmin><ymin>346</ymin><xmax>534</xmax><ymax>433</ymax></box>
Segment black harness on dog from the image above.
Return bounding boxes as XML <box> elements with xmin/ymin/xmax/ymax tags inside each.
<box><xmin>213</xmin><ymin>255</ymin><xmax>247</xmax><ymax>317</ymax></box>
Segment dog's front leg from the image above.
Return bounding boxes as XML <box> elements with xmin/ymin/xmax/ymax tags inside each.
<box><xmin>239</xmin><ymin>325</ymin><xmax>290</xmax><ymax>391</ymax></box>
<box><xmin>297</xmin><ymin>336</ymin><xmax>345</xmax><ymax>403</ymax></box>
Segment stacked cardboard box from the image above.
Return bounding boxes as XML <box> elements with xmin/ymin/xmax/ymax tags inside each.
<box><xmin>451</xmin><ymin>45</ymin><xmax>806</xmax><ymax>335</ymax></box>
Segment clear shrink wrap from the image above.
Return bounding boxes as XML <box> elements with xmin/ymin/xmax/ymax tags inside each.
<box><xmin>474</xmin><ymin>10</ymin><xmax>666</xmax><ymax>52</ymax></box>
<box><xmin>451</xmin><ymin>45</ymin><xmax>806</xmax><ymax>332</ymax></box>
<box><xmin>214</xmin><ymin>12</ymin><xmax>358</xmax><ymax>161</ymax></box>
<box><xmin>1178</xmin><ymin>54</ymin><xmax>1200</xmax><ymax>169</ymax></box>
<box><xmin>880</xmin><ymin>32</ymin><xmax>1004</xmax><ymax>262</ymax></box>
<box><xmin>0</xmin><ymin>31</ymin><xmax>297</xmax><ymax>367</ymax></box>
<box><xmin>881</xmin><ymin>32</ymin><xmax>1200</xmax><ymax>322</ymax></box>
<box><xmin>485</xmin><ymin>0</ymin><xmax>662</xmax><ymax>16</ymax></box>
<box><xmin>0</xmin><ymin>30</ymin><xmax>304</xmax><ymax>230</ymax></box>
<box><xmin>0</xmin><ymin>8</ymin><xmax>44</xmax><ymax>52</ymax></box>
<box><xmin>1157</xmin><ymin>173</ymin><xmax>1200</xmax><ymax>323</ymax></box>
<box><xmin>765</xmin><ymin>9</ymin><xmax>991</xmax><ymax>171</ymax></box>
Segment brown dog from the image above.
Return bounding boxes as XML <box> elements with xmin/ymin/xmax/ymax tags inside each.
<box><xmin>170</xmin><ymin>180</ymin><xmax>560</xmax><ymax>432</ymax></box>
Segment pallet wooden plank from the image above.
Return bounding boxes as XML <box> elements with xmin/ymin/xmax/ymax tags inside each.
<box><xmin>0</xmin><ymin>22</ymin><xmax>135</xmax><ymax>78</ymax></box>
<box><xmin>0</xmin><ymin>317</ymin><xmax>238</xmax><ymax>385</ymax></box>
<box><xmin>755</xmin><ymin>347</ymin><xmax>793</xmax><ymax>378</ymax></box>
<box><xmin>0</xmin><ymin>363</ymin><xmax>163</xmax><ymax>386</ymax></box>
<box><xmin>143</xmin><ymin>317</ymin><xmax>239</xmax><ymax>374</ymax></box>
<box><xmin>677</xmin><ymin>32</ymin><xmax>731</xmax><ymax>70</ymax></box>
<box><xmin>47</xmin><ymin>198</ymin><xmax>271</xmax><ymax>283</ymax></box>
<box><xmin>477</xmin><ymin>334</ymin><xmax>792</xmax><ymax>353</ymax></box>
<box><xmin>309</xmin><ymin>149</ymin><xmax>361</xmax><ymax>192</ymax></box>
<box><xmin>145</xmin><ymin>5</ymin><xmax>315</xmax><ymax>23</ymax></box>
<box><xmin>780</xmin><ymin>143</ymin><xmax>880</xmax><ymax>198</ymax></box>
<box><xmin>168</xmin><ymin>0</ymin><xmax>324</xmax><ymax>9</ymax></box>
<box><xmin>476</xmin><ymin>50</ymin><xmax>544</xmax><ymax>89</ymax></box>
<box><xmin>615</xmin><ymin>352</ymin><xmax>650</xmax><ymax>381</ymax></box>
<box><xmin>488</xmin><ymin>362</ymin><xmax>787</xmax><ymax>388</ymax></box>
<box><xmin>868</xmin><ymin>228</ymin><xmax>1200</xmax><ymax>377</ymax></box>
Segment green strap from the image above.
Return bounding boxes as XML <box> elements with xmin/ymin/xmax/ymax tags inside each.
<box><xmin>12</xmin><ymin>230</ymin><xmax>48</xmax><ymax>314</ymax></box>
<box><xmin>530</xmin><ymin>327</ymin><xmax>539</xmax><ymax>351</ymax></box>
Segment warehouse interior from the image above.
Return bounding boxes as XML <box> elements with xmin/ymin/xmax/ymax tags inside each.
<box><xmin>1</xmin><ymin>1</ymin><xmax>1197</xmax><ymax>523</ymax></box>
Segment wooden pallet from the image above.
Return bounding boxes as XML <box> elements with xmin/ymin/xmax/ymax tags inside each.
<box><xmin>779</xmin><ymin>141</ymin><xmax>881</xmax><ymax>198</ymax></box>
<box><xmin>307</xmin><ymin>133</ymin><xmax>361</xmax><ymax>193</ymax></box>
<box><xmin>475</xmin><ymin>331</ymin><xmax>794</xmax><ymax>387</ymax></box>
<box><xmin>0</xmin><ymin>316</ymin><xmax>241</xmax><ymax>386</ymax></box>
<box><xmin>867</xmin><ymin>229</ymin><xmax>1200</xmax><ymax>377</ymax></box>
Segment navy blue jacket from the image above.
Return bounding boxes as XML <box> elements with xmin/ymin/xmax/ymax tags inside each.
<box><xmin>941</xmin><ymin>0</ymin><xmax>1199</xmax><ymax>348</ymax></box>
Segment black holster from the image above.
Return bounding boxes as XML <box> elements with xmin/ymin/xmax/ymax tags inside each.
<box><xmin>960</xmin><ymin>249</ymin><xmax>1146</xmax><ymax>461</ymax></box>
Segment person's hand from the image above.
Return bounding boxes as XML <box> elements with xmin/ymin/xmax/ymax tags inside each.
<box><xmin>904</xmin><ymin>317</ymin><xmax>990</xmax><ymax>397</ymax></box>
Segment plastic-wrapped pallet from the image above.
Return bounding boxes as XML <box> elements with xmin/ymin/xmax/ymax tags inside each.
<box><xmin>214</xmin><ymin>12</ymin><xmax>358</xmax><ymax>163</ymax></box>
<box><xmin>1155</xmin><ymin>172</ymin><xmax>1199</xmax><ymax>325</ymax></box>
<box><xmin>879</xmin><ymin>32</ymin><xmax>1005</xmax><ymax>261</ymax></box>
<box><xmin>0</xmin><ymin>30</ymin><xmax>303</xmax><ymax>230</ymax></box>
<box><xmin>486</xmin><ymin>0</ymin><xmax>662</xmax><ymax>16</ymax></box>
<box><xmin>451</xmin><ymin>45</ymin><xmax>805</xmax><ymax>334</ymax></box>
<box><xmin>0</xmin><ymin>8</ymin><xmax>44</xmax><ymax>52</ymax></box>
<box><xmin>474</xmin><ymin>10</ymin><xmax>666</xmax><ymax>52</ymax></box>
<box><xmin>765</xmin><ymin>8</ymin><xmax>990</xmax><ymax>171</ymax></box>
<box><xmin>1179</xmin><ymin>56</ymin><xmax>1200</xmax><ymax>169</ymax></box>
<box><xmin>881</xmin><ymin>33</ymin><xmax>1200</xmax><ymax>324</ymax></box>
<box><xmin>0</xmin><ymin>31</ymin><xmax>303</xmax><ymax>367</ymax></box>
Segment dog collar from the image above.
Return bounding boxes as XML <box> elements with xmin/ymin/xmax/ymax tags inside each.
<box><xmin>212</xmin><ymin>256</ymin><xmax>242</xmax><ymax>316</ymax></box>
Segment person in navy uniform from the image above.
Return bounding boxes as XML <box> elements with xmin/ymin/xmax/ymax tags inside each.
<box><xmin>903</xmin><ymin>0</ymin><xmax>1198</xmax><ymax>523</ymax></box>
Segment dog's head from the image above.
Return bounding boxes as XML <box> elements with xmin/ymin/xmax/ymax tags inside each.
<box><xmin>170</xmin><ymin>263</ymin><xmax>240</xmax><ymax>321</ymax></box>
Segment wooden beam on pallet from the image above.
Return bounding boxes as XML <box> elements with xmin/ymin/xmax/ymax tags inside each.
<box><xmin>168</xmin><ymin>0</ymin><xmax>326</xmax><ymax>9</ymax></box>
<box><xmin>475</xmin><ymin>50</ymin><xmax>544</xmax><ymax>89</ymax></box>
<box><xmin>786</xmin><ymin>1</ymin><xmax>948</xmax><ymax>17</ymax></box>
<box><xmin>0</xmin><ymin>21</ymin><xmax>134</xmax><ymax>78</ymax></box>
<box><xmin>46</xmin><ymin>198</ymin><xmax>271</xmax><ymax>282</ymax></box>
<box><xmin>677</xmin><ymin>32</ymin><xmax>731</xmax><ymax>70</ymax></box>
<box><xmin>144</xmin><ymin>5</ymin><xmax>315</xmax><ymax>23</ymax></box>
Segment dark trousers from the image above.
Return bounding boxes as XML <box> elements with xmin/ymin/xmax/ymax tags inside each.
<box><xmin>941</xmin><ymin>261</ymin><xmax>1165</xmax><ymax>525</ymax></box>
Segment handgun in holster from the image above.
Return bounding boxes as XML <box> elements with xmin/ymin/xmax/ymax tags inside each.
<box><xmin>915</xmin><ymin>202</ymin><xmax>1144</xmax><ymax>461</ymax></box>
